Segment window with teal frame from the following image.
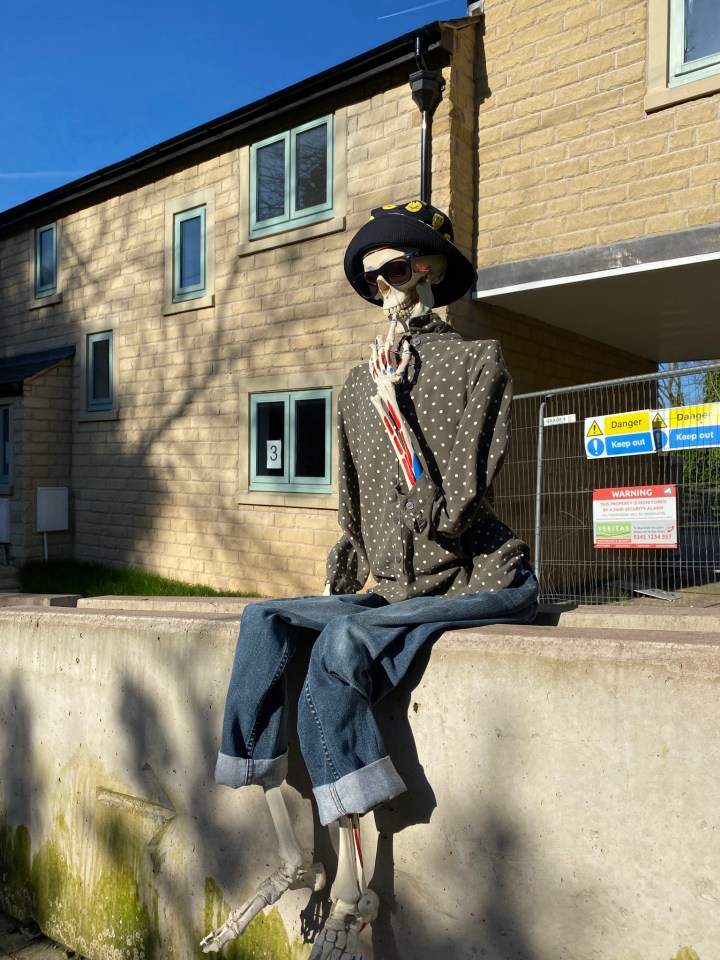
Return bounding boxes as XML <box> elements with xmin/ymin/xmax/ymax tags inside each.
<box><xmin>34</xmin><ymin>223</ymin><xmax>57</xmax><ymax>298</ymax></box>
<box><xmin>87</xmin><ymin>331</ymin><xmax>113</xmax><ymax>411</ymax></box>
<box><xmin>250</xmin><ymin>116</ymin><xmax>334</xmax><ymax>239</ymax></box>
<box><xmin>173</xmin><ymin>206</ymin><xmax>206</xmax><ymax>301</ymax></box>
<box><xmin>0</xmin><ymin>406</ymin><xmax>10</xmax><ymax>485</ymax></box>
<box><xmin>250</xmin><ymin>389</ymin><xmax>332</xmax><ymax>493</ymax></box>
<box><xmin>669</xmin><ymin>0</ymin><xmax>720</xmax><ymax>86</ymax></box>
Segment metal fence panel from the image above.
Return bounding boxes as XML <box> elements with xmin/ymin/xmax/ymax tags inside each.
<box><xmin>494</xmin><ymin>364</ymin><xmax>720</xmax><ymax>603</ymax></box>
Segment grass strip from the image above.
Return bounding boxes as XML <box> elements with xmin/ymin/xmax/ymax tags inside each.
<box><xmin>19</xmin><ymin>559</ymin><xmax>253</xmax><ymax>599</ymax></box>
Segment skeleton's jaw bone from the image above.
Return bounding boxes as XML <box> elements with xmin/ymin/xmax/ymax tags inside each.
<box><xmin>382</xmin><ymin>293</ymin><xmax>415</xmax><ymax>324</ymax></box>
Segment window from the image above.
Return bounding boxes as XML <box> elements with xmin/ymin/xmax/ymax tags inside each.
<box><xmin>250</xmin><ymin>116</ymin><xmax>334</xmax><ymax>239</ymax></box>
<box><xmin>34</xmin><ymin>223</ymin><xmax>57</xmax><ymax>298</ymax></box>
<box><xmin>670</xmin><ymin>0</ymin><xmax>720</xmax><ymax>86</ymax></box>
<box><xmin>173</xmin><ymin>206</ymin><xmax>206</xmax><ymax>301</ymax></box>
<box><xmin>87</xmin><ymin>331</ymin><xmax>113</xmax><ymax>411</ymax></box>
<box><xmin>0</xmin><ymin>406</ymin><xmax>10</xmax><ymax>485</ymax></box>
<box><xmin>250</xmin><ymin>389</ymin><xmax>332</xmax><ymax>493</ymax></box>
<box><xmin>646</xmin><ymin>0</ymin><xmax>720</xmax><ymax>109</ymax></box>
<box><xmin>164</xmin><ymin>190</ymin><xmax>214</xmax><ymax>314</ymax></box>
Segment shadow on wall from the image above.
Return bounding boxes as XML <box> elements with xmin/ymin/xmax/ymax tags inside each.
<box><xmin>0</xmin><ymin>626</ymin><xmax>594</xmax><ymax>960</ymax></box>
<box><xmin>373</xmin><ymin>647</ymin><xmax>591</xmax><ymax>959</ymax></box>
<box><xmin>0</xmin><ymin>677</ymin><xmax>42</xmax><ymax>920</ymax></box>
<box><xmin>56</xmin><ymin>207</ymin><xmax>337</xmax><ymax>594</ymax></box>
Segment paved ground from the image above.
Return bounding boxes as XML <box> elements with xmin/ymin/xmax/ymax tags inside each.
<box><xmin>0</xmin><ymin>913</ymin><xmax>83</xmax><ymax>959</ymax></box>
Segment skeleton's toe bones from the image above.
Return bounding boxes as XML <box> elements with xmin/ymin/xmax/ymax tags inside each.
<box><xmin>308</xmin><ymin>893</ymin><xmax>379</xmax><ymax>960</ymax></box>
<box><xmin>199</xmin><ymin>859</ymin><xmax>326</xmax><ymax>953</ymax></box>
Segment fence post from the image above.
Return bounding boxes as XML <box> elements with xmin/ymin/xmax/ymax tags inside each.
<box><xmin>533</xmin><ymin>398</ymin><xmax>547</xmax><ymax>581</ymax></box>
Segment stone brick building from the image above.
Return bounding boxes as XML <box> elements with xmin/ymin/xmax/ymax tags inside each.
<box><xmin>0</xmin><ymin>5</ymin><xmax>717</xmax><ymax>595</ymax></box>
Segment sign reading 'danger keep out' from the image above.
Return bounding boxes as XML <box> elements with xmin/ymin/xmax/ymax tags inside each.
<box><xmin>585</xmin><ymin>410</ymin><xmax>655</xmax><ymax>459</ymax></box>
<box><xmin>593</xmin><ymin>485</ymin><xmax>678</xmax><ymax>549</ymax></box>
<box><xmin>651</xmin><ymin>403</ymin><xmax>720</xmax><ymax>451</ymax></box>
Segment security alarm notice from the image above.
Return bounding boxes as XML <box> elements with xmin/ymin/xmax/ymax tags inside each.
<box><xmin>592</xmin><ymin>485</ymin><xmax>678</xmax><ymax>549</ymax></box>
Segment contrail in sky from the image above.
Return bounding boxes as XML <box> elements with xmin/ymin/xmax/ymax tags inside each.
<box><xmin>378</xmin><ymin>0</ymin><xmax>453</xmax><ymax>19</ymax></box>
<box><xmin>0</xmin><ymin>171</ymin><xmax>85</xmax><ymax>179</ymax></box>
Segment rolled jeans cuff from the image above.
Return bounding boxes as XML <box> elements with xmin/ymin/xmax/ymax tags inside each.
<box><xmin>214</xmin><ymin>751</ymin><xmax>288</xmax><ymax>789</ymax></box>
<box><xmin>313</xmin><ymin>756</ymin><xmax>407</xmax><ymax>826</ymax></box>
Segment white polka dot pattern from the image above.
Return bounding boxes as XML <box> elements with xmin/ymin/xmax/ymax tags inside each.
<box><xmin>326</xmin><ymin>317</ymin><xmax>529</xmax><ymax>602</ymax></box>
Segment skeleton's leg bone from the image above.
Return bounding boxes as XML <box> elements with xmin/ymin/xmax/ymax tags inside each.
<box><xmin>200</xmin><ymin>784</ymin><xmax>325</xmax><ymax>953</ymax></box>
<box><xmin>331</xmin><ymin>817</ymin><xmax>363</xmax><ymax>904</ymax></box>
<box><xmin>309</xmin><ymin>817</ymin><xmax>378</xmax><ymax>960</ymax></box>
<box><xmin>265</xmin><ymin>785</ymin><xmax>309</xmax><ymax>871</ymax></box>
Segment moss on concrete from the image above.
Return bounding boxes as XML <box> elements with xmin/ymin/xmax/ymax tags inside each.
<box><xmin>1</xmin><ymin>811</ymin><xmax>154</xmax><ymax>960</ymax></box>
<box><xmin>203</xmin><ymin>876</ymin><xmax>307</xmax><ymax>960</ymax></box>
<box><xmin>2</xmin><ymin>802</ymin><xmax>307</xmax><ymax>960</ymax></box>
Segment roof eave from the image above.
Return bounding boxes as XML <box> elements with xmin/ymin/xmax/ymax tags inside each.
<box><xmin>0</xmin><ymin>20</ymin><xmax>452</xmax><ymax>236</ymax></box>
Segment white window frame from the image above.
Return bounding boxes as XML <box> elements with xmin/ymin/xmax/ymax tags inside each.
<box><xmin>646</xmin><ymin>0</ymin><xmax>720</xmax><ymax>110</ymax></box>
<box><xmin>250</xmin><ymin>116</ymin><xmax>334</xmax><ymax>240</ymax></box>
<box><xmin>669</xmin><ymin>0</ymin><xmax>720</xmax><ymax>87</ymax></box>
<box><xmin>0</xmin><ymin>404</ymin><xmax>11</xmax><ymax>487</ymax></box>
<box><xmin>173</xmin><ymin>206</ymin><xmax>207</xmax><ymax>301</ymax></box>
<box><xmin>86</xmin><ymin>331</ymin><xmax>114</xmax><ymax>412</ymax></box>
<box><xmin>238</xmin><ymin>108</ymin><xmax>346</xmax><ymax>255</ymax></box>
<box><xmin>29</xmin><ymin>221</ymin><xmax>63</xmax><ymax>307</ymax></box>
<box><xmin>79</xmin><ymin>318</ymin><xmax>119</xmax><ymax>423</ymax></box>
<box><xmin>249</xmin><ymin>388</ymin><xmax>333</xmax><ymax>493</ymax></box>
<box><xmin>164</xmin><ymin>189</ymin><xmax>215</xmax><ymax>314</ymax></box>
<box><xmin>237</xmin><ymin>370</ymin><xmax>345</xmax><ymax>509</ymax></box>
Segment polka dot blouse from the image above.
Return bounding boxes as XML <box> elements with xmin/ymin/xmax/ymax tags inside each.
<box><xmin>326</xmin><ymin>315</ymin><xmax>530</xmax><ymax>603</ymax></box>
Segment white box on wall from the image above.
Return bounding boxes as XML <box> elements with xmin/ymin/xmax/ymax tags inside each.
<box><xmin>37</xmin><ymin>487</ymin><xmax>69</xmax><ymax>533</ymax></box>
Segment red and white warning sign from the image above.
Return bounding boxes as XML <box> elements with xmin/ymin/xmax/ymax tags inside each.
<box><xmin>592</xmin><ymin>485</ymin><xmax>678</xmax><ymax>549</ymax></box>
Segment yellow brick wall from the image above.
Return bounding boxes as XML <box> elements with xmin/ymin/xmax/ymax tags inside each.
<box><xmin>19</xmin><ymin>361</ymin><xmax>74</xmax><ymax>562</ymax></box>
<box><xmin>0</xmin><ymin>19</ymin><xmax>658</xmax><ymax>595</ymax></box>
<box><xmin>476</xmin><ymin>0</ymin><xmax>720</xmax><ymax>266</ymax></box>
<box><xmin>0</xmin><ymin>55</ymin><xmax>460</xmax><ymax>596</ymax></box>
<box><xmin>443</xmin><ymin>17</ymin><xmax>654</xmax><ymax>387</ymax></box>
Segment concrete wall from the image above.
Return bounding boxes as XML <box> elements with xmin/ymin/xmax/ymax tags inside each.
<box><xmin>0</xmin><ymin>600</ymin><xmax>718</xmax><ymax>960</ymax></box>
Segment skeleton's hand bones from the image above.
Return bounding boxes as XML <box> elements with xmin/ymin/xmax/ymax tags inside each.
<box><xmin>369</xmin><ymin>320</ymin><xmax>410</xmax><ymax>386</ymax></box>
<box><xmin>367</xmin><ymin>322</ymin><xmax>421</xmax><ymax>489</ymax></box>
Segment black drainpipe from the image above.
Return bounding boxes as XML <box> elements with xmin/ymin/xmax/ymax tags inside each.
<box><xmin>409</xmin><ymin>36</ymin><xmax>445</xmax><ymax>204</ymax></box>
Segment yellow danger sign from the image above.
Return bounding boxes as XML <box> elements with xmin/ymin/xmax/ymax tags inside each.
<box><xmin>586</xmin><ymin>420</ymin><xmax>603</xmax><ymax>437</ymax></box>
<box><xmin>604</xmin><ymin>411</ymin><xmax>651</xmax><ymax>435</ymax></box>
<box><xmin>652</xmin><ymin>413</ymin><xmax>667</xmax><ymax>429</ymax></box>
<box><xmin>667</xmin><ymin>403</ymin><xmax>720</xmax><ymax>429</ymax></box>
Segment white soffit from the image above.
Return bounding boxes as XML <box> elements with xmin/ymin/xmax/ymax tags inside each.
<box><xmin>473</xmin><ymin>228</ymin><xmax>720</xmax><ymax>364</ymax></box>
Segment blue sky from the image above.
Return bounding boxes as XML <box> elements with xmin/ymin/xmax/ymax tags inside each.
<box><xmin>0</xmin><ymin>0</ymin><xmax>469</xmax><ymax>213</ymax></box>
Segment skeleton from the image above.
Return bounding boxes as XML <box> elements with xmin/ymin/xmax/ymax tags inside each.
<box><xmin>364</xmin><ymin>246</ymin><xmax>447</xmax><ymax>489</ymax></box>
<box><xmin>201</xmin><ymin>245</ymin><xmax>446</xmax><ymax>960</ymax></box>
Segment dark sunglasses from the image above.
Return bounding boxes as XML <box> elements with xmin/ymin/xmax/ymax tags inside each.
<box><xmin>352</xmin><ymin>252</ymin><xmax>424</xmax><ymax>301</ymax></box>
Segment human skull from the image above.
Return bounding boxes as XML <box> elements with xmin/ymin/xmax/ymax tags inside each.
<box><xmin>362</xmin><ymin>246</ymin><xmax>447</xmax><ymax>323</ymax></box>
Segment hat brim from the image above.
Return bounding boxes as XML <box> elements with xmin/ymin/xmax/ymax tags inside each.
<box><xmin>344</xmin><ymin>215</ymin><xmax>476</xmax><ymax>307</ymax></box>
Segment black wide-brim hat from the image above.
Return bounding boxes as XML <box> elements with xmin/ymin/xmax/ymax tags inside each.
<box><xmin>344</xmin><ymin>200</ymin><xmax>476</xmax><ymax>308</ymax></box>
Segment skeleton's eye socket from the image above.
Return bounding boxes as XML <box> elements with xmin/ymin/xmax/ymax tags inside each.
<box><xmin>381</xmin><ymin>258</ymin><xmax>414</xmax><ymax>285</ymax></box>
<box><xmin>353</xmin><ymin>253</ymin><xmax>425</xmax><ymax>300</ymax></box>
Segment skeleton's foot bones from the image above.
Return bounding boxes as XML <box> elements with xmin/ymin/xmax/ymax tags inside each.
<box><xmin>308</xmin><ymin>891</ymin><xmax>380</xmax><ymax>960</ymax></box>
<box><xmin>200</xmin><ymin>859</ymin><xmax>326</xmax><ymax>953</ymax></box>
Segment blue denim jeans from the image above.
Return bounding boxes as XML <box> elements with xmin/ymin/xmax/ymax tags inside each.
<box><xmin>215</xmin><ymin>565</ymin><xmax>538</xmax><ymax>825</ymax></box>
